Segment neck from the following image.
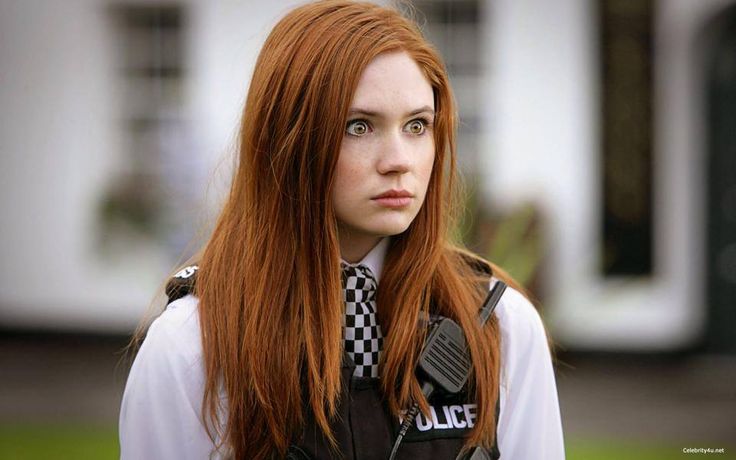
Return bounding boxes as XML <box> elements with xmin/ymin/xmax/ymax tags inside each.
<box><xmin>338</xmin><ymin>228</ymin><xmax>382</xmax><ymax>263</ymax></box>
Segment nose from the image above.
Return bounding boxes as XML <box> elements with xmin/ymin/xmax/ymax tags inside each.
<box><xmin>376</xmin><ymin>132</ymin><xmax>411</xmax><ymax>175</ymax></box>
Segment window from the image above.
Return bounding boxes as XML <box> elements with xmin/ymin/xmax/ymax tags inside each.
<box><xmin>411</xmin><ymin>0</ymin><xmax>483</xmax><ymax>171</ymax></box>
<box><xmin>99</xmin><ymin>4</ymin><xmax>192</xmax><ymax>256</ymax></box>
<box><xmin>599</xmin><ymin>0</ymin><xmax>654</xmax><ymax>276</ymax></box>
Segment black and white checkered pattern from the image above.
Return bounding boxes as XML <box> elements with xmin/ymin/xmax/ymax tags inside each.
<box><xmin>341</xmin><ymin>263</ymin><xmax>383</xmax><ymax>378</ymax></box>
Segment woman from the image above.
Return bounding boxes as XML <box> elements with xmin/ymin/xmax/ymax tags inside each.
<box><xmin>119</xmin><ymin>1</ymin><xmax>564</xmax><ymax>459</ymax></box>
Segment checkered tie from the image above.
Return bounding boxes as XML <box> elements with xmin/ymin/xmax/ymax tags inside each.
<box><xmin>341</xmin><ymin>263</ymin><xmax>383</xmax><ymax>378</ymax></box>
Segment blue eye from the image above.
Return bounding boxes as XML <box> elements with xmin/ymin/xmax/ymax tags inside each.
<box><xmin>346</xmin><ymin>120</ymin><xmax>370</xmax><ymax>136</ymax></box>
<box><xmin>405</xmin><ymin>119</ymin><xmax>428</xmax><ymax>135</ymax></box>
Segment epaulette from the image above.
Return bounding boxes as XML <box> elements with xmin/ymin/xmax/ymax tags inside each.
<box><xmin>458</xmin><ymin>251</ymin><xmax>493</xmax><ymax>277</ymax></box>
<box><xmin>165</xmin><ymin>265</ymin><xmax>199</xmax><ymax>303</ymax></box>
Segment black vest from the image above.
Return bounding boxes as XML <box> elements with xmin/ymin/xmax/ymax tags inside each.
<box><xmin>165</xmin><ymin>262</ymin><xmax>501</xmax><ymax>460</ymax></box>
<box><xmin>287</xmin><ymin>354</ymin><xmax>500</xmax><ymax>460</ymax></box>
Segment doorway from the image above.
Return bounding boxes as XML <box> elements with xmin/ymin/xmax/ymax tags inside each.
<box><xmin>706</xmin><ymin>6</ymin><xmax>736</xmax><ymax>354</ymax></box>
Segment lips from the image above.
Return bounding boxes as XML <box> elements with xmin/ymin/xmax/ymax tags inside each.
<box><xmin>371</xmin><ymin>189</ymin><xmax>414</xmax><ymax>208</ymax></box>
<box><xmin>372</xmin><ymin>189</ymin><xmax>413</xmax><ymax>199</ymax></box>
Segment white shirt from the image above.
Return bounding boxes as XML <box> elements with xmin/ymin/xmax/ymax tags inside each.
<box><xmin>119</xmin><ymin>239</ymin><xmax>565</xmax><ymax>459</ymax></box>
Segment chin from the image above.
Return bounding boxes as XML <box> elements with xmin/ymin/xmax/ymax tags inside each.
<box><xmin>339</xmin><ymin>208</ymin><xmax>420</xmax><ymax>239</ymax></box>
<box><xmin>366</xmin><ymin>216</ymin><xmax>415</xmax><ymax>237</ymax></box>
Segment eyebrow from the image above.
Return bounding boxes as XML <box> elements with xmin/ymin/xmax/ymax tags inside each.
<box><xmin>347</xmin><ymin>105</ymin><xmax>435</xmax><ymax>118</ymax></box>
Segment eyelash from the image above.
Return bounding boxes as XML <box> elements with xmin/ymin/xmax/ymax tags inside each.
<box><xmin>345</xmin><ymin>117</ymin><xmax>433</xmax><ymax>137</ymax></box>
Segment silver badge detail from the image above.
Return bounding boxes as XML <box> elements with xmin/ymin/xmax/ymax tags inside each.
<box><xmin>174</xmin><ymin>265</ymin><xmax>198</xmax><ymax>279</ymax></box>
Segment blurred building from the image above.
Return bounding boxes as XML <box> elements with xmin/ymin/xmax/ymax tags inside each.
<box><xmin>1</xmin><ymin>0</ymin><xmax>734</xmax><ymax>354</ymax></box>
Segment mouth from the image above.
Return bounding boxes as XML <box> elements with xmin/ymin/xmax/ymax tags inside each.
<box><xmin>371</xmin><ymin>189</ymin><xmax>414</xmax><ymax>208</ymax></box>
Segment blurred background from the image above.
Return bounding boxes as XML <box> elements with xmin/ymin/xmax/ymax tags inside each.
<box><xmin>1</xmin><ymin>0</ymin><xmax>735</xmax><ymax>458</ymax></box>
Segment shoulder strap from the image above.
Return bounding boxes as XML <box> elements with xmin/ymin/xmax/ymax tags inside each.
<box><xmin>457</xmin><ymin>250</ymin><xmax>494</xmax><ymax>278</ymax></box>
<box><xmin>457</xmin><ymin>252</ymin><xmax>503</xmax><ymax>460</ymax></box>
<box><xmin>165</xmin><ymin>265</ymin><xmax>199</xmax><ymax>303</ymax></box>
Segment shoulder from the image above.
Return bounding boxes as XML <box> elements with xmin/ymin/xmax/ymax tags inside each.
<box><xmin>136</xmin><ymin>294</ymin><xmax>204</xmax><ymax>373</ymax></box>
<box><xmin>120</xmin><ymin>295</ymin><xmax>219</xmax><ymax>459</ymax></box>
<box><xmin>493</xmin><ymin>285</ymin><xmax>553</xmax><ymax>390</ymax></box>
<box><xmin>495</xmin><ymin>287</ymin><xmax>546</xmax><ymax>348</ymax></box>
<box><xmin>153</xmin><ymin>293</ymin><xmax>201</xmax><ymax>334</ymax></box>
<box><xmin>492</xmin><ymin>287</ymin><xmax>565</xmax><ymax>458</ymax></box>
<box><xmin>451</xmin><ymin>246</ymin><xmax>494</xmax><ymax>277</ymax></box>
<box><xmin>447</xmin><ymin>244</ymin><xmax>544</xmax><ymax>350</ymax></box>
<box><xmin>450</xmin><ymin>247</ymin><xmax>549</xmax><ymax>355</ymax></box>
<box><xmin>166</xmin><ymin>265</ymin><xmax>199</xmax><ymax>304</ymax></box>
<box><xmin>128</xmin><ymin>295</ymin><xmax>203</xmax><ymax>382</ymax></box>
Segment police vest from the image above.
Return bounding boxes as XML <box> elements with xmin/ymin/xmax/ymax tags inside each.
<box><xmin>166</xmin><ymin>263</ymin><xmax>501</xmax><ymax>460</ymax></box>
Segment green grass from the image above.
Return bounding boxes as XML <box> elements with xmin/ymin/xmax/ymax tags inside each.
<box><xmin>1</xmin><ymin>424</ymin><xmax>734</xmax><ymax>460</ymax></box>
<box><xmin>0</xmin><ymin>423</ymin><xmax>118</xmax><ymax>460</ymax></box>
<box><xmin>566</xmin><ymin>438</ymin><xmax>736</xmax><ymax>460</ymax></box>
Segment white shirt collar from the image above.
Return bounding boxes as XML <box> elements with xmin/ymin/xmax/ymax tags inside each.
<box><xmin>340</xmin><ymin>237</ymin><xmax>389</xmax><ymax>284</ymax></box>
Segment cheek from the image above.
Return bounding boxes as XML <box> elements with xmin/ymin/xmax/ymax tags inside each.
<box><xmin>333</xmin><ymin>156</ymin><xmax>358</xmax><ymax>198</ymax></box>
<box><xmin>332</xmin><ymin>146</ymin><xmax>367</xmax><ymax>209</ymax></box>
<box><xmin>417</xmin><ymin>144</ymin><xmax>436</xmax><ymax>193</ymax></box>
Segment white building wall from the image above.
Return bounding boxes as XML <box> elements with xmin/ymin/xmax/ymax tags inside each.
<box><xmin>0</xmin><ymin>0</ymin><xmax>301</xmax><ymax>332</ymax></box>
<box><xmin>483</xmin><ymin>0</ymin><xmax>733</xmax><ymax>350</ymax></box>
<box><xmin>187</xmin><ymin>0</ymin><xmax>304</xmax><ymax>192</ymax></box>
<box><xmin>0</xmin><ymin>0</ymin><xmax>140</xmax><ymax>331</ymax></box>
<box><xmin>1</xmin><ymin>0</ymin><xmax>731</xmax><ymax>347</ymax></box>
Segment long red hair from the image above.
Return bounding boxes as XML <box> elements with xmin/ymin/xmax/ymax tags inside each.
<box><xmin>194</xmin><ymin>1</ymin><xmax>516</xmax><ymax>457</ymax></box>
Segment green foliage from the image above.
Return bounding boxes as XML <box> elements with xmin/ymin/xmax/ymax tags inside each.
<box><xmin>484</xmin><ymin>202</ymin><xmax>542</xmax><ymax>287</ymax></box>
<box><xmin>452</xmin><ymin>176</ymin><xmax>543</xmax><ymax>288</ymax></box>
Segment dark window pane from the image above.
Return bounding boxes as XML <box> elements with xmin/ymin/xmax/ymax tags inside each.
<box><xmin>599</xmin><ymin>0</ymin><xmax>654</xmax><ymax>276</ymax></box>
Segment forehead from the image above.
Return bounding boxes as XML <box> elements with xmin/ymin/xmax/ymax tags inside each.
<box><xmin>349</xmin><ymin>51</ymin><xmax>434</xmax><ymax>113</ymax></box>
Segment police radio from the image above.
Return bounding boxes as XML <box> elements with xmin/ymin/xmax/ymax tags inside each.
<box><xmin>387</xmin><ymin>280</ymin><xmax>507</xmax><ymax>460</ymax></box>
